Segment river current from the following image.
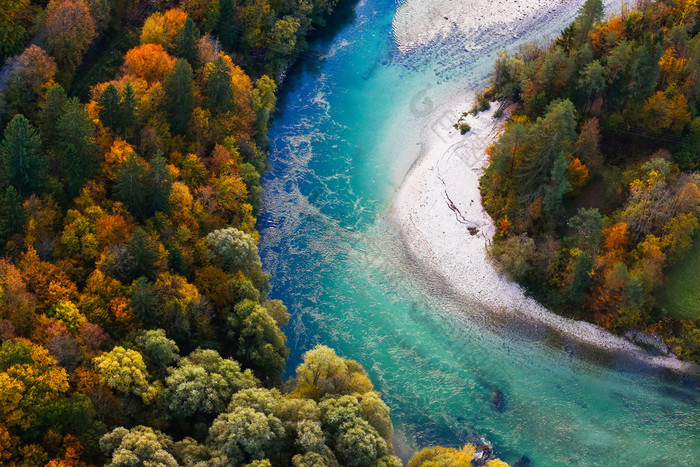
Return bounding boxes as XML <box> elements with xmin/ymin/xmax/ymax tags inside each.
<box><xmin>258</xmin><ymin>1</ymin><xmax>700</xmax><ymax>465</ymax></box>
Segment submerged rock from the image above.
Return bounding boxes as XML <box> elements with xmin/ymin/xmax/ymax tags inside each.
<box><xmin>490</xmin><ymin>389</ymin><xmax>506</xmax><ymax>413</ymax></box>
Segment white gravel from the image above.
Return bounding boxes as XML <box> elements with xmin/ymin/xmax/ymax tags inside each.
<box><xmin>388</xmin><ymin>89</ymin><xmax>695</xmax><ymax>371</ymax></box>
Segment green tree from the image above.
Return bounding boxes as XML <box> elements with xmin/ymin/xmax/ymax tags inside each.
<box><xmin>114</xmin><ymin>153</ymin><xmax>149</xmax><ymax>219</ymax></box>
<box><xmin>251</xmin><ymin>75</ymin><xmax>277</xmax><ymax>140</ymax></box>
<box><xmin>206</xmin><ymin>227</ymin><xmax>260</xmax><ymax>273</ymax></box>
<box><xmin>100</xmin><ymin>426</ymin><xmax>177</xmax><ymax>467</ymax></box>
<box><xmin>207</xmin><ymin>406</ymin><xmax>285</xmax><ymax>464</ymax></box>
<box><xmin>134</xmin><ymin>329</ymin><xmax>180</xmax><ymax>373</ymax></box>
<box><xmin>0</xmin><ymin>186</ymin><xmax>26</xmax><ymax>245</ymax></box>
<box><xmin>630</xmin><ymin>41</ymin><xmax>662</xmax><ymax>103</ymax></box>
<box><xmin>168</xmin><ymin>244</ymin><xmax>188</xmax><ymax>277</ymax></box>
<box><xmin>661</xmin><ymin>213</ymin><xmax>700</xmax><ymax>263</ymax></box>
<box><xmin>125</xmin><ymin>229</ymin><xmax>162</xmax><ymax>282</ymax></box>
<box><xmin>148</xmin><ymin>154</ymin><xmax>173</xmax><ymax>215</ymax></box>
<box><xmin>0</xmin><ymin>0</ymin><xmax>29</xmax><ymax>59</ymax></box>
<box><xmin>130</xmin><ymin>277</ymin><xmax>159</xmax><ymax>326</ymax></box>
<box><xmin>165</xmin><ymin>59</ymin><xmax>195</xmax><ymax>135</ymax></box>
<box><xmin>574</xmin><ymin>0</ymin><xmax>604</xmax><ymax>45</ymax></box>
<box><xmin>163</xmin><ymin>349</ymin><xmax>258</xmax><ymax>421</ymax></box>
<box><xmin>579</xmin><ymin>60</ymin><xmax>605</xmax><ymax>111</ymax></box>
<box><xmin>568</xmin><ymin>250</ymin><xmax>594</xmax><ymax>304</ymax></box>
<box><xmin>541</xmin><ymin>152</ymin><xmax>571</xmax><ymax>221</ymax></box>
<box><xmin>487</xmin><ymin>234</ymin><xmax>537</xmax><ymax>283</ymax></box>
<box><xmin>293</xmin><ymin>345</ymin><xmax>373</xmax><ymax>401</ymax></box>
<box><xmin>57</xmin><ymin>97</ymin><xmax>100</xmax><ymax>197</ymax></box>
<box><xmin>176</xmin><ymin>17</ymin><xmax>199</xmax><ymax>65</ymax></box>
<box><xmin>0</xmin><ymin>114</ymin><xmax>46</xmax><ymax>196</ymax></box>
<box><xmin>269</xmin><ymin>16</ymin><xmax>301</xmax><ymax>59</ymax></box>
<box><xmin>318</xmin><ymin>395</ymin><xmax>398</xmax><ymax>466</ymax></box>
<box><xmin>515</xmin><ymin>99</ymin><xmax>576</xmax><ymax>200</ymax></box>
<box><xmin>204</xmin><ymin>56</ymin><xmax>235</xmax><ymax>116</ymax></box>
<box><xmin>569</xmin><ymin>208</ymin><xmax>604</xmax><ymax>253</ymax></box>
<box><xmin>39</xmin><ymin>83</ymin><xmax>68</xmax><ymax>149</ymax></box>
<box><xmin>98</xmin><ymin>84</ymin><xmax>122</xmax><ymax>135</ymax></box>
<box><xmin>218</xmin><ymin>0</ymin><xmax>239</xmax><ymax>50</ymax></box>
<box><xmin>334</xmin><ymin>417</ymin><xmax>389</xmax><ymax>467</ymax></box>
<box><xmin>227</xmin><ymin>300</ymin><xmax>289</xmax><ymax>384</ymax></box>
<box><xmin>119</xmin><ymin>82</ymin><xmax>138</xmax><ymax>139</ymax></box>
<box><xmin>241</xmin><ymin>163</ymin><xmax>264</xmax><ymax>214</ymax></box>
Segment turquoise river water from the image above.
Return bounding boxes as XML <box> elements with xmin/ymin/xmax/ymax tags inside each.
<box><xmin>258</xmin><ymin>1</ymin><xmax>700</xmax><ymax>465</ymax></box>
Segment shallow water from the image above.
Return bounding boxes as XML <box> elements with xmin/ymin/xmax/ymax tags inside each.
<box><xmin>258</xmin><ymin>1</ymin><xmax>700</xmax><ymax>465</ymax></box>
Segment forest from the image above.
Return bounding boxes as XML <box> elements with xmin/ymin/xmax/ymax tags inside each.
<box><xmin>0</xmin><ymin>0</ymin><xmax>430</xmax><ymax>465</ymax></box>
<box><xmin>480</xmin><ymin>0</ymin><xmax>700</xmax><ymax>361</ymax></box>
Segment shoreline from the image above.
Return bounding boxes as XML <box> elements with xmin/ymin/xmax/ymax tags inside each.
<box><xmin>386</xmin><ymin>89</ymin><xmax>698</xmax><ymax>373</ymax></box>
<box><xmin>393</xmin><ymin>0</ymin><xmax>624</xmax><ymax>54</ymax></box>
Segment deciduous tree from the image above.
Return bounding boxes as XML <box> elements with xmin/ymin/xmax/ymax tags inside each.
<box><xmin>93</xmin><ymin>346</ymin><xmax>152</xmax><ymax>400</ymax></box>
<box><xmin>100</xmin><ymin>426</ymin><xmax>177</xmax><ymax>466</ymax></box>
<box><xmin>121</xmin><ymin>44</ymin><xmax>176</xmax><ymax>84</ymax></box>
<box><xmin>293</xmin><ymin>346</ymin><xmax>373</xmax><ymax>401</ymax></box>
<box><xmin>0</xmin><ymin>0</ymin><xmax>30</xmax><ymax>59</ymax></box>
<box><xmin>163</xmin><ymin>348</ymin><xmax>257</xmax><ymax>420</ymax></box>
<box><xmin>5</xmin><ymin>46</ymin><xmax>57</xmax><ymax>116</ymax></box>
<box><xmin>44</xmin><ymin>0</ymin><xmax>97</xmax><ymax>78</ymax></box>
<box><xmin>141</xmin><ymin>8</ymin><xmax>188</xmax><ymax>52</ymax></box>
<box><xmin>227</xmin><ymin>299</ymin><xmax>288</xmax><ymax>384</ymax></box>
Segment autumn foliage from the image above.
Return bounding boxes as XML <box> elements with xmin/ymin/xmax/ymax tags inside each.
<box><xmin>482</xmin><ymin>0</ymin><xmax>700</xmax><ymax>360</ymax></box>
<box><xmin>0</xmin><ymin>0</ymin><xmax>412</xmax><ymax>465</ymax></box>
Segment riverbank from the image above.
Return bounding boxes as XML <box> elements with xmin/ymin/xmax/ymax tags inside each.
<box><xmin>388</xmin><ymin>89</ymin><xmax>697</xmax><ymax>373</ymax></box>
<box><xmin>392</xmin><ymin>0</ymin><xmax>622</xmax><ymax>53</ymax></box>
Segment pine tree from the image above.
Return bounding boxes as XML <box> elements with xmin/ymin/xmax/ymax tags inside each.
<box><xmin>147</xmin><ymin>154</ymin><xmax>172</xmax><ymax>215</ymax></box>
<box><xmin>0</xmin><ymin>114</ymin><xmax>46</xmax><ymax>196</ymax></box>
<box><xmin>203</xmin><ymin>56</ymin><xmax>235</xmax><ymax>116</ymax></box>
<box><xmin>119</xmin><ymin>82</ymin><xmax>138</xmax><ymax>139</ymax></box>
<box><xmin>575</xmin><ymin>0</ymin><xmax>604</xmax><ymax>45</ymax></box>
<box><xmin>0</xmin><ymin>185</ymin><xmax>26</xmax><ymax>245</ymax></box>
<box><xmin>168</xmin><ymin>244</ymin><xmax>187</xmax><ymax>277</ymax></box>
<box><xmin>541</xmin><ymin>152</ymin><xmax>571</xmax><ymax>222</ymax></box>
<box><xmin>114</xmin><ymin>152</ymin><xmax>149</xmax><ymax>219</ymax></box>
<box><xmin>126</xmin><ymin>229</ymin><xmax>161</xmax><ymax>281</ymax></box>
<box><xmin>175</xmin><ymin>18</ymin><xmax>199</xmax><ymax>65</ymax></box>
<box><xmin>630</xmin><ymin>41</ymin><xmax>662</xmax><ymax>102</ymax></box>
<box><xmin>57</xmin><ymin>98</ymin><xmax>99</xmax><ymax>197</ymax></box>
<box><xmin>218</xmin><ymin>0</ymin><xmax>239</xmax><ymax>51</ymax></box>
<box><xmin>165</xmin><ymin>59</ymin><xmax>195</xmax><ymax>135</ymax></box>
<box><xmin>130</xmin><ymin>277</ymin><xmax>159</xmax><ymax>326</ymax></box>
<box><xmin>515</xmin><ymin>99</ymin><xmax>576</xmax><ymax>199</ymax></box>
<box><xmin>98</xmin><ymin>84</ymin><xmax>122</xmax><ymax>135</ymax></box>
<box><xmin>39</xmin><ymin>83</ymin><xmax>67</xmax><ymax>149</ymax></box>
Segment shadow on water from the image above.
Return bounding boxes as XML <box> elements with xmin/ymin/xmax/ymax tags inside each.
<box><xmin>275</xmin><ymin>0</ymin><xmax>360</xmax><ymax>108</ymax></box>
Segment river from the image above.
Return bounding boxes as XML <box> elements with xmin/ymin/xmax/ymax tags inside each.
<box><xmin>258</xmin><ymin>0</ymin><xmax>700</xmax><ymax>465</ymax></box>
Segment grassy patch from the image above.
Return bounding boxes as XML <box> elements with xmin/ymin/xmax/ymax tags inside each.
<box><xmin>662</xmin><ymin>237</ymin><xmax>700</xmax><ymax>320</ymax></box>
